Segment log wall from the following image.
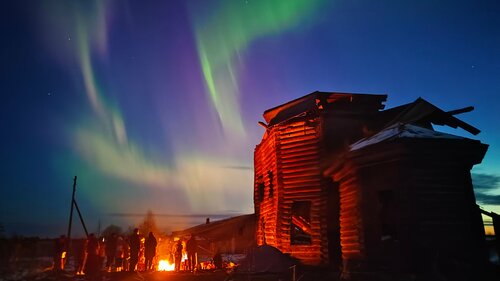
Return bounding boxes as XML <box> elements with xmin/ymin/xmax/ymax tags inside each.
<box><xmin>330</xmin><ymin>139</ymin><xmax>488</xmax><ymax>275</ymax></box>
<box><xmin>254</xmin><ymin>93</ymin><xmax>388</xmax><ymax>267</ymax></box>
<box><xmin>254</xmin><ymin>129</ymin><xmax>279</xmax><ymax>246</ymax></box>
<box><xmin>254</xmin><ymin>117</ymin><xmax>329</xmax><ymax>265</ymax></box>
<box><xmin>331</xmin><ymin>163</ymin><xmax>365</xmax><ymax>272</ymax></box>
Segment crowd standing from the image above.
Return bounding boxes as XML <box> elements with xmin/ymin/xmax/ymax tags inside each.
<box><xmin>52</xmin><ymin>228</ymin><xmax>202</xmax><ymax>277</ymax></box>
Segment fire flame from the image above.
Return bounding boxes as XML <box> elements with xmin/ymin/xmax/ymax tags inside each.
<box><xmin>158</xmin><ymin>260</ymin><xmax>175</xmax><ymax>271</ymax></box>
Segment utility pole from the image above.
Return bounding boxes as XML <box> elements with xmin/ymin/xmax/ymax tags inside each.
<box><xmin>64</xmin><ymin>176</ymin><xmax>89</xmax><ymax>269</ymax></box>
<box><xmin>67</xmin><ymin>176</ymin><xmax>77</xmax><ymax>242</ymax></box>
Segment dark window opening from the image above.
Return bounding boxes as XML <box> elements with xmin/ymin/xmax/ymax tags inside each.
<box><xmin>261</xmin><ymin>219</ymin><xmax>266</xmax><ymax>244</ymax></box>
<box><xmin>258</xmin><ymin>183</ymin><xmax>265</xmax><ymax>201</ymax></box>
<box><xmin>291</xmin><ymin>201</ymin><xmax>312</xmax><ymax>245</ymax></box>
<box><xmin>379</xmin><ymin>190</ymin><xmax>397</xmax><ymax>239</ymax></box>
<box><xmin>257</xmin><ymin>175</ymin><xmax>264</xmax><ymax>202</ymax></box>
<box><xmin>268</xmin><ymin>171</ymin><xmax>274</xmax><ymax>198</ymax></box>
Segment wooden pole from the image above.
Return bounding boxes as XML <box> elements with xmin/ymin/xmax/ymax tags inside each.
<box><xmin>65</xmin><ymin>176</ymin><xmax>77</xmax><ymax>267</ymax></box>
<box><xmin>67</xmin><ymin>176</ymin><xmax>77</xmax><ymax>238</ymax></box>
<box><xmin>73</xmin><ymin>200</ymin><xmax>89</xmax><ymax>237</ymax></box>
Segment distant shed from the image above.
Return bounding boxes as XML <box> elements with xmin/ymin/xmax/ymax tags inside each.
<box><xmin>172</xmin><ymin>214</ymin><xmax>255</xmax><ymax>257</ymax></box>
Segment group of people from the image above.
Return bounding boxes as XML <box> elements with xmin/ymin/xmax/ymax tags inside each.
<box><xmin>128</xmin><ymin>228</ymin><xmax>158</xmax><ymax>272</ymax></box>
<box><xmin>53</xmin><ymin>228</ymin><xmax>159</xmax><ymax>276</ymax></box>
<box><xmin>173</xmin><ymin>233</ymin><xmax>197</xmax><ymax>272</ymax></box>
<box><xmin>53</xmin><ymin>230</ymin><xmax>205</xmax><ymax>275</ymax></box>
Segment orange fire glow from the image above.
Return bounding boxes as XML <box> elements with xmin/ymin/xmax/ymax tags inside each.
<box><xmin>227</xmin><ymin>261</ymin><xmax>237</xmax><ymax>269</ymax></box>
<box><xmin>158</xmin><ymin>260</ymin><xmax>175</xmax><ymax>271</ymax></box>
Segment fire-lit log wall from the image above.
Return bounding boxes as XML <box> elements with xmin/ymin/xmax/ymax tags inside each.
<box><xmin>255</xmin><ymin>117</ymin><xmax>328</xmax><ymax>265</ymax></box>
<box><xmin>329</xmin><ymin>162</ymin><xmax>366</xmax><ymax>271</ymax></box>
<box><xmin>254</xmin><ymin>92</ymin><xmax>387</xmax><ymax>266</ymax></box>
<box><xmin>254</xmin><ymin>128</ymin><xmax>279</xmax><ymax>247</ymax></box>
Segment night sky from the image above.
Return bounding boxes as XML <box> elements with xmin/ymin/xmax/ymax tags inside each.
<box><xmin>1</xmin><ymin>0</ymin><xmax>499</xmax><ymax>237</ymax></box>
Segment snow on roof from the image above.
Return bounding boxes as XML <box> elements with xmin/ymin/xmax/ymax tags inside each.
<box><xmin>350</xmin><ymin>123</ymin><xmax>465</xmax><ymax>151</ymax></box>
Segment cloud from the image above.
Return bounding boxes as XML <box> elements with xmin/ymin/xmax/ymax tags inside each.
<box><xmin>475</xmin><ymin>193</ymin><xmax>500</xmax><ymax>205</ymax></box>
<box><xmin>472</xmin><ymin>173</ymin><xmax>500</xmax><ymax>206</ymax></box>
<box><xmin>472</xmin><ymin>173</ymin><xmax>500</xmax><ymax>191</ymax></box>
<box><xmin>222</xmin><ymin>165</ymin><xmax>253</xmax><ymax>171</ymax></box>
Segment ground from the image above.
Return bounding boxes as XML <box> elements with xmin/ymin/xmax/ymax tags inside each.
<box><xmin>0</xmin><ymin>269</ymin><xmax>340</xmax><ymax>281</ymax></box>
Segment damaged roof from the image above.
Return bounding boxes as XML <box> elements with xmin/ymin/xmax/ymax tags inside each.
<box><xmin>381</xmin><ymin>97</ymin><xmax>480</xmax><ymax>135</ymax></box>
<box><xmin>350</xmin><ymin>123</ymin><xmax>466</xmax><ymax>151</ymax></box>
<box><xmin>263</xmin><ymin>91</ymin><xmax>387</xmax><ymax>126</ymax></box>
<box><xmin>261</xmin><ymin>92</ymin><xmax>480</xmax><ymax>136</ymax></box>
<box><xmin>260</xmin><ymin>92</ymin><xmax>484</xmax><ymax>165</ymax></box>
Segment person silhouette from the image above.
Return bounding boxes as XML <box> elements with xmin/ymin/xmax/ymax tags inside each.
<box><xmin>144</xmin><ymin>232</ymin><xmax>157</xmax><ymax>271</ymax></box>
<box><xmin>186</xmin><ymin>234</ymin><xmax>197</xmax><ymax>271</ymax></box>
<box><xmin>129</xmin><ymin>228</ymin><xmax>140</xmax><ymax>272</ymax></box>
<box><xmin>174</xmin><ymin>239</ymin><xmax>183</xmax><ymax>272</ymax></box>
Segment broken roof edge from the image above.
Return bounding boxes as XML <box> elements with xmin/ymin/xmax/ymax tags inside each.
<box><xmin>263</xmin><ymin>91</ymin><xmax>387</xmax><ymax>125</ymax></box>
<box><xmin>349</xmin><ymin>122</ymin><xmax>477</xmax><ymax>152</ymax></box>
<box><xmin>384</xmin><ymin>97</ymin><xmax>481</xmax><ymax>135</ymax></box>
<box><xmin>324</xmin><ymin>123</ymin><xmax>488</xmax><ymax>176</ymax></box>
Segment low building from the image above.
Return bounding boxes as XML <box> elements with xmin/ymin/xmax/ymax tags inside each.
<box><xmin>171</xmin><ymin>214</ymin><xmax>256</xmax><ymax>259</ymax></box>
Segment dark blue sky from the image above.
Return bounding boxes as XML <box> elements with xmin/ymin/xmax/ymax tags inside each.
<box><xmin>1</xmin><ymin>0</ymin><xmax>499</xmax><ymax>237</ymax></box>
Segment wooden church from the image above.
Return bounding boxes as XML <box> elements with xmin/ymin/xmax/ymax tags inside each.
<box><xmin>253</xmin><ymin>91</ymin><xmax>488</xmax><ymax>277</ymax></box>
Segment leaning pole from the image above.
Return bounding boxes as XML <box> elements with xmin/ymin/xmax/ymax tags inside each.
<box><xmin>66</xmin><ymin>176</ymin><xmax>77</xmax><ymax>242</ymax></box>
<box><xmin>65</xmin><ymin>176</ymin><xmax>77</xmax><ymax>267</ymax></box>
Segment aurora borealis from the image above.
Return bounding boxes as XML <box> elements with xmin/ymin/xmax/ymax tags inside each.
<box><xmin>2</xmin><ymin>0</ymin><xmax>500</xmax><ymax>237</ymax></box>
<box><xmin>193</xmin><ymin>0</ymin><xmax>327</xmax><ymax>136</ymax></box>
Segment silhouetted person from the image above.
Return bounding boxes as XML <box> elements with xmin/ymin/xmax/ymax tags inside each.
<box><xmin>98</xmin><ymin>237</ymin><xmax>106</xmax><ymax>271</ymax></box>
<box><xmin>129</xmin><ymin>228</ymin><xmax>140</xmax><ymax>272</ymax></box>
<box><xmin>74</xmin><ymin>238</ymin><xmax>87</xmax><ymax>275</ymax></box>
<box><xmin>174</xmin><ymin>240</ymin><xmax>183</xmax><ymax>272</ymax></box>
<box><xmin>84</xmin><ymin>233</ymin><xmax>99</xmax><ymax>278</ymax></box>
<box><xmin>53</xmin><ymin>235</ymin><xmax>66</xmax><ymax>271</ymax></box>
<box><xmin>115</xmin><ymin>235</ymin><xmax>125</xmax><ymax>271</ymax></box>
<box><xmin>144</xmin><ymin>232</ymin><xmax>157</xmax><ymax>271</ymax></box>
<box><xmin>213</xmin><ymin>251</ymin><xmax>222</xmax><ymax>270</ymax></box>
<box><xmin>105</xmin><ymin>233</ymin><xmax>117</xmax><ymax>271</ymax></box>
<box><xmin>186</xmin><ymin>234</ymin><xmax>197</xmax><ymax>271</ymax></box>
<box><xmin>123</xmin><ymin>237</ymin><xmax>130</xmax><ymax>271</ymax></box>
